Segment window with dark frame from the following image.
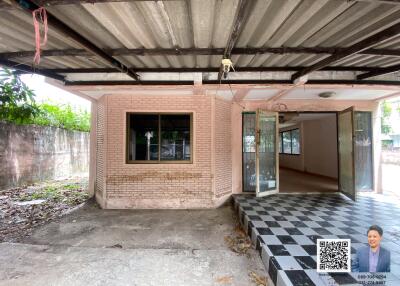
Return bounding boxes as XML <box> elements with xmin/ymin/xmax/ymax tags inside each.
<box><xmin>279</xmin><ymin>128</ymin><xmax>300</xmax><ymax>155</ymax></box>
<box><xmin>127</xmin><ymin>113</ymin><xmax>192</xmax><ymax>163</ymax></box>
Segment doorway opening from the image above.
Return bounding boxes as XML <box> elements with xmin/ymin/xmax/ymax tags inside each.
<box><xmin>278</xmin><ymin>112</ymin><xmax>339</xmax><ymax>194</ymax></box>
<box><xmin>242</xmin><ymin>110</ymin><xmax>374</xmax><ymax>199</ymax></box>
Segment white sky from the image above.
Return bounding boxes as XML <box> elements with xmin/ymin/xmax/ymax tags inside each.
<box><xmin>21</xmin><ymin>74</ymin><xmax>91</xmax><ymax>111</ymax></box>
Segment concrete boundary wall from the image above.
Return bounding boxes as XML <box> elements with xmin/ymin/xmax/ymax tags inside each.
<box><xmin>0</xmin><ymin>122</ymin><xmax>89</xmax><ymax>190</ymax></box>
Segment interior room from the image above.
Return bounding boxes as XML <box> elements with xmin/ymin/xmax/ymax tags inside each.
<box><xmin>278</xmin><ymin>112</ymin><xmax>339</xmax><ymax>194</ymax></box>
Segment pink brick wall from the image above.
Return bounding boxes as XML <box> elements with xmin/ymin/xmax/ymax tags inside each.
<box><xmin>95</xmin><ymin>96</ymin><xmax>107</xmax><ymax>208</ymax></box>
<box><xmin>214</xmin><ymin>98</ymin><xmax>232</xmax><ymax>199</ymax></box>
<box><xmin>95</xmin><ymin>93</ymin><xmax>233</xmax><ymax>209</ymax></box>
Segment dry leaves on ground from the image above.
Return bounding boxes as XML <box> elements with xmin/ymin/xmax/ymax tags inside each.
<box><xmin>224</xmin><ymin>224</ymin><xmax>252</xmax><ymax>255</ymax></box>
<box><xmin>215</xmin><ymin>275</ymin><xmax>233</xmax><ymax>284</ymax></box>
<box><xmin>0</xmin><ymin>177</ymin><xmax>90</xmax><ymax>242</ymax></box>
<box><xmin>249</xmin><ymin>271</ymin><xmax>267</xmax><ymax>286</ymax></box>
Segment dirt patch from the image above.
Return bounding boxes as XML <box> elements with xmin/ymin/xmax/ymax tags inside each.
<box><xmin>0</xmin><ymin>177</ymin><xmax>91</xmax><ymax>242</ymax></box>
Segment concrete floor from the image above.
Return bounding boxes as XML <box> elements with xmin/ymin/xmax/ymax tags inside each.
<box><xmin>0</xmin><ymin>202</ymin><xmax>266</xmax><ymax>286</ymax></box>
<box><xmin>279</xmin><ymin>168</ymin><xmax>338</xmax><ymax>193</ymax></box>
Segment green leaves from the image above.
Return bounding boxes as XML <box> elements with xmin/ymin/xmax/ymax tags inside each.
<box><xmin>0</xmin><ymin>69</ymin><xmax>90</xmax><ymax>132</ymax></box>
<box><xmin>33</xmin><ymin>103</ymin><xmax>91</xmax><ymax>132</ymax></box>
<box><xmin>0</xmin><ymin>68</ymin><xmax>40</xmax><ymax>123</ymax></box>
<box><xmin>381</xmin><ymin>101</ymin><xmax>392</xmax><ymax>135</ymax></box>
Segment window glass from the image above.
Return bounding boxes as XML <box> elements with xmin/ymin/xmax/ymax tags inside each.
<box><xmin>127</xmin><ymin>113</ymin><xmax>191</xmax><ymax>163</ymax></box>
<box><xmin>283</xmin><ymin>131</ymin><xmax>292</xmax><ymax>154</ymax></box>
<box><xmin>291</xmin><ymin>129</ymin><xmax>300</xmax><ymax>154</ymax></box>
<box><xmin>279</xmin><ymin>128</ymin><xmax>300</xmax><ymax>155</ymax></box>
<box><xmin>129</xmin><ymin>114</ymin><xmax>159</xmax><ymax>161</ymax></box>
<box><xmin>354</xmin><ymin>112</ymin><xmax>373</xmax><ymax>190</ymax></box>
<box><xmin>160</xmin><ymin>115</ymin><xmax>191</xmax><ymax>161</ymax></box>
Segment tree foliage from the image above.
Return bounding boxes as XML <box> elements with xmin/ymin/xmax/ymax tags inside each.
<box><xmin>33</xmin><ymin>103</ymin><xmax>91</xmax><ymax>132</ymax></box>
<box><xmin>0</xmin><ymin>69</ymin><xmax>90</xmax><ymax>132</ymax></box>
<box><xmin>381</xmin><ymin>100</ymin><xmax>392</xmax><ymax>135</ymax></box>
<box><xmin>0</xmin><ymin>69</ymin><xmax>40</xmax><ymax>123</ymax></box>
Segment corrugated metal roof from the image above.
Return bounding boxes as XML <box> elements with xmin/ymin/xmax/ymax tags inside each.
<box><xmin>0</xmin><ymin>0</ymin><xmax>400</xmax><ymax>84</ymax></box>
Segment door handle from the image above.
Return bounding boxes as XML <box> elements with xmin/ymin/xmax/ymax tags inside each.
<box><xmin>256</xmin><ymin>129</ymin><xmax>260</xmax><ymax>145</ymax></box>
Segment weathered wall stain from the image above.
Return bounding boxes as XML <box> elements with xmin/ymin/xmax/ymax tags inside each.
<box><xmin>0</xmin><ymin>122</ymin><xmax>89</xmax><ymax>189</ymax></box>
<box><xmin>106</xmin><ymin>172</ymin><xmax>203</xmax><ymax>184</ymax></box>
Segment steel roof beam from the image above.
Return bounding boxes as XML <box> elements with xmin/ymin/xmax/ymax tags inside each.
<box><xmin>36</xmin><ymin>0</ymin><xmax>182</xmax><ymax>5</ymax></box>
<box><xmin>13</xmin><ymin>66</ymin><xmax>382</xmax><ymax>74</ymax></box>
<box><xmin>63</xmin><ymin>79</ymin><xmax>400</xmax><ymax>86</ymax></box>
<box><xmin>335</xmin><ymin>0</ymin><xmax>400</xmax><ymax>4</ymax></box>
<box><xmin>11</xmin><ymin>0</ymin><xmax>140</xmax><ymax>81</ymax></box>
<box><xmin>357</xmin><ymin>63</ymin><xmax>400</xmax><ymax>80</ymax></box>
<box><xmin>2</xmin><ymin>47</ymin><xmax>400</xmax><ymax>59</ymax></box>
<box><xmin>64</xmin><ymin>80</ymin><xmax>194</xmax><ymax>86</ymax></box>
<box><xmin>218</xmin><ymin>0</ymin><xmax>253</xmax><ymax>81</ymax></box>
<box><xmin>36</xmin><ymin>0</ymin><xmax>400</xmax><ymax>6</ymax></box>
<box><xmin>0</xmin><ymin>58</ymin><xmax>65</xmax><ymax>81</ymax></box>
<box><xmin>291</xmin><ymin>22</ymin><xmax>400</xmax><ymax>82</ymax></box>
<box><xmin>0</xmin><ymin>0</ymin><xmax>182</xmax><ymax>9</ymax></box>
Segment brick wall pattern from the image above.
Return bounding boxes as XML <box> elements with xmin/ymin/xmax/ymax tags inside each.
<box><xmin>214</xmin><ymin>98</ymin><xmax>232</xmax><ymax>198</ymax></box>
<box><xmin>95</xmin><ymin>93</ymin><xmax>227</xmax><ymax>209</ymax></box>
<box><xmin>95</xmin><ymin>96</ymin><xmax>106</xmax><ymax>200</ymax></box>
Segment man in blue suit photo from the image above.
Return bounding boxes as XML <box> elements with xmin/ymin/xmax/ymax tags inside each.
<box><xmin>352</xmin><ymin>225</ymin><xmax>391</xmax><ymax>272</ymax></box>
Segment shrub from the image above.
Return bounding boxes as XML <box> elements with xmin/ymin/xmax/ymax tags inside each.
<box><xmin>0</xmin><ymin>69</ymin><xmax>90</xmax><ymax>132</ymax></box>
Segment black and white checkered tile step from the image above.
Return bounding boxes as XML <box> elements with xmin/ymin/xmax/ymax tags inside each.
<box><xmin>233</xmin><ymin>194</ymin><xmax>400</xmax><ymax>286</ymax></box>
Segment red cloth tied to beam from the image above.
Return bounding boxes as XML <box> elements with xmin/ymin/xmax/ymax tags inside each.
<box><xmin>32</xmin><ymin>7</ymin><xmax>48</xmax><ymax>65</ymax></box>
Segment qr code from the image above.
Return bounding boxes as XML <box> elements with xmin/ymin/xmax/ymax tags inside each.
<box><xmin>317</xmin><ymin>239</ymin><xmax>351</xmax><ymax>272</ymax></box>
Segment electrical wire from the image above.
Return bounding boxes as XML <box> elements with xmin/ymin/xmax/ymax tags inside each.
<box><xmin>229</xmin><ymin>82</ymin><xmax>245</xmax><ymax>110</ymax></box>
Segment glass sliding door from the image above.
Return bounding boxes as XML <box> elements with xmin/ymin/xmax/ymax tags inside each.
<box><xmin>256</xmin><ymin>110</ymin><xmax>279</xmax><ymax>197</ymax></box>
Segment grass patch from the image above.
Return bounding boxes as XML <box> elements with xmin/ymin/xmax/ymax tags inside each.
<box><xmin>18</xmin><ymin>183</ymin><xmax>89</xmax><ymax>205</ymax></box>
<box><xmin>62</xmin><ymin>183</ymin><xmax>81</xmax><ymax>190</ymax></box>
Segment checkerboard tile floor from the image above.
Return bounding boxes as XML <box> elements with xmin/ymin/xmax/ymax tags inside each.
<box><xmin>233</xmin><ymin>193</ymin><xmax>400</xmax><ymax>286</ymax></box>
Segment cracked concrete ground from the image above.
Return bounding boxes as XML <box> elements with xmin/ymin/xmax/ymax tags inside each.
<box><xmin>0</xmin><ymin>202</ymin><xmax>267</xmax><ymax>286</ymax></box>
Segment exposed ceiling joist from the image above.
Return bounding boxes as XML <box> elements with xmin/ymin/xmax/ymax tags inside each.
<box><xmin>0</xmin><ymin>0</ymin><xmax>397</xmax><ymax>11</ymax></box>
<box><xmin>357</xmin><ymin>63</ymin><xmax>400</xmax><ymax>80</ymax></box>
<box><xmin>13</xmin><ymin>66</ymin><xmax>381</xmax><ymax>74</ymax></box>
<box><xmin>2</xmin><ymin>47</ymin><xmax>400</xmax><ymax>59</ymax></box>
<box><xmin>33</xmin><ymin>0</ymin><xmax>400</xmax><ymax>6</ymax></box>
<box><xmin>63</xmin><ymin>79</ymin><xmax>400</xmax><ymax>86</ymax></box>
<box><xmin>203</xmin><ymin>79</ymin><xmax>400</xmax><ymax>86</ymax></box>
<box><xmin>36</xmin><ymin>0</ymin><xmax>182</xmax><ymax>5</ymax></box>
<box><xmin>291</xmin><ymin>22</ymin><xmax>400</xmax><ymax>82</ymax></box>
<box><xmin>339</xmin><ymin>0</ymin><xmax>400</xmax><ymax>4</ymax></box>
<box><xmin>64</xmin><ymin>80</ymin><xmax>194</xmax><ymax>86</ymax></box>
<box><xmin>10</xmin><ymin>0</ymin><xmax>140</xmax><ymax>81</ymax></box>
<box><xmin>0</xmin><ymin>58</ymin><xmax>65</xmax><ymax>81</ymax></box>
<box><xmin>0</xmin><ymin>0</ymin><xmax>182</xmax><ymax>9</ymax></box>
<box><xmin>218</xmin><ymin>0</ymin><xmax>253</xmax><ymax>81</ymax></box>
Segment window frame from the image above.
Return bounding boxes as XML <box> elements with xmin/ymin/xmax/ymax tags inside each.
<box><xmin>279</xmin><ymin>128</ymin><xmax>301</xmax><ymax>155</ymax></box>
<box><xmin>126</xmin><ymin>112</ymin><xmax>193</xmax><ymax>164</ymax></box>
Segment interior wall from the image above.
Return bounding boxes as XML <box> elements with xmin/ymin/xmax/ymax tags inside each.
<box><xmin>279</xmin><ymin>114</ymin><xmax>338</xmax><ymax>179</ymax></box>
<box><xmin>303</xmin><ymin>115</ymin><xmax>338</xmax><ymax>179</ymax></box>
